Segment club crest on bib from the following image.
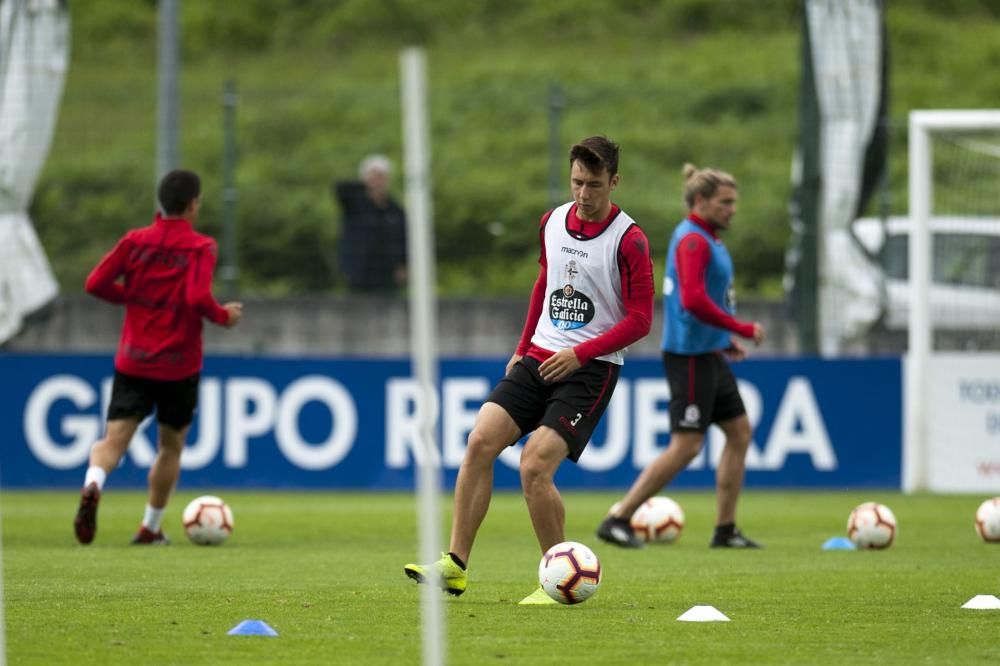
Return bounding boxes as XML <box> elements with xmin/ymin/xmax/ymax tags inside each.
<box><xmin>549</xmin><ymin>284</ymin><xmax>595</xmax><ymax>330</ymax></box>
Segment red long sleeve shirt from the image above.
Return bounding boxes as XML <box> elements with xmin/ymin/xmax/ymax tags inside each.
<box><xmin>85</xmin><ymin>213</ymin><xmax>230</xmax><ymax>380</ymax></box>
<box><xmin>515</xmin><ymin>204</ymin><xmax>655</xmax><ymax>364</ymax></box>
<box><xmin>675</xmin><ymin>213</ymin><xmax>755</xmax><ymax>339</ymax></box>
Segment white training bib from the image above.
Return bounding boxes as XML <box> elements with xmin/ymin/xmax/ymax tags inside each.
<box><xmin>530</xmin><ymin>202</ymin><xmax>635</xmax><ymax>365</ymax></box>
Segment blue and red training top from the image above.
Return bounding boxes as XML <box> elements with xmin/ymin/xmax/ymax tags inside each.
<box><xmin>661</xmin><ymin>213</ymin><xmax>754</xmax><ymax>355</ymax></box>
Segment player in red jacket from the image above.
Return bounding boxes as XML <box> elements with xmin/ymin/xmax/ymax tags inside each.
<box><xmin>74</xmin><ymin>169</ymin><xmax>242</xmax><ymax>545</ymax></box>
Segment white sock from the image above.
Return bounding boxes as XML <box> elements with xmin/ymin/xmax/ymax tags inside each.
<box><xmin>142</xmin><ymin>504</ymin><xmax>166</xmax><ymax>532</ymax></box>
<box><xmin>83</xmin><ymin>466</ymin><xmax>107</xmax><ymax>491</ymax></box>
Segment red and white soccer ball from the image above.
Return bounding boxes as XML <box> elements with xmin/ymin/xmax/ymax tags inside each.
<box><xmin>629</xmin><ymin>496</ymin><xmax>685</xmax><ymax>543</ymax></box>
<box><xmin>538</xmin><ymin>541</ymin><xmax>602</xmax><ymax>605</ymax></box>
<box><xmin>847</xmin><ymin>501</ymin><xmax>897</xmax><ymax>549</ymax></box>
<box><xmin>974</xmin><ymin>497</ymin><xmax>1000</xmax><ymax>543</ymax></box>
<box><xmin>182</xmin><ymin>495</ymin><xmax>234</xmax><ymax>546</ymax></box>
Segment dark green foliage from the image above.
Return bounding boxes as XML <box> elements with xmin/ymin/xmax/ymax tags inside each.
<box><xmin>32</xmin><ymin>1</ymin><xmax>998</xmax><ymax>297</ymax></box>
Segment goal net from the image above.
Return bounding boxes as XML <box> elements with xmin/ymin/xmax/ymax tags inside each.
<box><xmin>904</xmin><ymin>110</ymin><xmax>1000</xmax><ymax>493</ymax></box>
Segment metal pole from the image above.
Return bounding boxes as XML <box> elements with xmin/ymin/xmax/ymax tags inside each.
<box><xmin>156</xmin><ymin>0</ymin><xmax>180</xmax><ymax>182</ymax></box>
<box><xmin>795</xmin><ymin>5</ymin><xmax>820</xmax><ymax>355</ymax></box>
<box><xmin>400</xmin><ymin>47</ymin><xmax>444</xmax><ymax>666</ymax></box>
<box><xmin>221</xmin><ymin>79</ymin><xmax>239</xmax><ymax>295</ymax></box>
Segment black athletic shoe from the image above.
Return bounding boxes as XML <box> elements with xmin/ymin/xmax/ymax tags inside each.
<box><xmin>596</xmin><ymin>516</ymin><xmax>645</xmax><ymax>549</ymax></box>
<box><xmin>710</xmin><ymin>528</ymin><xmax>762</xmax><ymax>549</ymax></box>
<box><xmin>74</xmin><ymin>483</ymin><xmax>101</xmax><ymax>545</ymax></box>
<box><xmin>130</xmin><ymin>526</ymin><xmax>171</xmax><ymax>545</ymax></box>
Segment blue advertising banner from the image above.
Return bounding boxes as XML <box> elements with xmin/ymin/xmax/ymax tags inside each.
<box><xmin>0</xmin><ymin>354</ymin><xmax>902</xmax><ymax>490</ymax></box>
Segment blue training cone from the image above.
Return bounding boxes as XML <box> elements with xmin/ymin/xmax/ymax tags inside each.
<box><xmin>228</xmin><ymin>619</ymin><xmax>279</xmax><ymax>636</ymax></box>
<box><xmin>821</xmin><ymin>536</ymin><xmax>856</xmax><ymax>550</ymax></box>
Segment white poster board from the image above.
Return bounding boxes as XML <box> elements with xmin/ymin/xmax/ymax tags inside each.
<box><xmin>915</xmin><ymin>354</ymin><xmax>1000</xmax><ymax>493</ymax></box>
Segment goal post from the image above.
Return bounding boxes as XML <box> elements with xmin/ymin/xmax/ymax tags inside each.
<box><xmin>904</xmin><ymin>110</ymin><xmax>1000</xmax><ymax>493</ymax></box>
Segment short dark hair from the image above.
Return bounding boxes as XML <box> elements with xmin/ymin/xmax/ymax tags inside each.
<box><xmin>157</xmin><ymin>169</ymin><xmax>201</xmax><ymax>215</ymax></box>
<box><xmin>569</xmin><ymin>136</ymin><xmax>620</xmax><ymax>178</ymax></box>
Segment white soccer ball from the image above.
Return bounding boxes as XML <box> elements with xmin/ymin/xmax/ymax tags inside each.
<box><xmin>974</xmin><ymin>497</ymin><xmax>1000</xmax><ymax>543</ymax></box>
<box><xmin>182</xmin><ymin>495</ymin><xmax>234</xmax><ymax>546</ymax></box>
<box><xmin>847</xmin><ymin>501</ymin><xmax>896</xmax><ymax>549</ymax></box>
<box><xmin>629</xmin><ymin>496</ymin><xmax>685</xmax><ymax>543</ymax></box>
<box><xmin>538</xmin><ymin>541</ymin><xmax>601</xmax><ymax>605</ymax></box>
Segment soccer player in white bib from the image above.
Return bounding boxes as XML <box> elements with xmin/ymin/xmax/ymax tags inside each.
<box><xmin>405</xmin><ymin>136</ymin><xmax>654</xmax><ymax>603</ymax></box>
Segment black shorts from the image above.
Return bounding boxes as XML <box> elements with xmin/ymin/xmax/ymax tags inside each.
<box><xmin>107</xmin><ymin>370</ymin><xmax>200</xmax><ymax>430</ymax></box>
<box><xmin>662</xmin><ymin>351</ymin><xmax>745</xmax><ymax>433</ymax></box>
<box><xmin>485</xmin><ymin>356</ymin><xmax>620</xmax><ymax>462</ymax></box>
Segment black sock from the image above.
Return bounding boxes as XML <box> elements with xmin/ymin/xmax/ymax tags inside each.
<box><xmin>715</xmin><ymin>522</ymin><xmax>736</xmax><ymax>538</ymax></box>
<box><xmin>448</xmin><ymin>552</ymin><xmax>466</xmax><ymax>570</ymax></box>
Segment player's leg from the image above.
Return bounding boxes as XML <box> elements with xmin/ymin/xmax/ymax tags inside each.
<box><xmin>599</xmin><ymin>352</ymin><xmax>709</xmax><ymax>548</ymax></box>
<box><xmin>709</xmin><ymin>359</ymin><xmax>761</xmax><ymax>548</ymax></box>
<box><xmin>714</xmin><ymin>413</ymin><xmax>751</xmax><ymax>526</ymax></box>
<box><xmin>519</xmin><ymin>426</ymin><xmax>569</xmax><ymax>554</ymax></box>
<box><xmin>132</xmin><ymin>374</ymin><xmax>198</xmax><ymax>545</ymax></box>
<box><xmin>130</xmin><ymin>422</ymin><xmax>188</xmax><ymax>545</ymax></box>
<box><xmin>89</xmin><ymin>417</ymin><xmax>143</xmax><ymax>473</ymax></box>
<box><xmin>75</xmin><ymin>370</ymin><xmax>154</xmax><ymax>544</ymax></box>
<box><xmin>449</xmin><ymin>402</ymin><xmax>522</xmax><ymax>562</ymax></box>
<box><xmin>405</xmin><ymin>358</ymin><xmax>535</xmax><ymax>595</ymax></box>
<box><xmin>710</xmin><ymin>414</ymin><xmax>760</xmax><ymax>547</ymax></box>
<box><xmin>87</xmin><ymin>370</ymin><xmax>151</xmax><ymax>479</ymax></box>
<box><xmin>148</xmin><ymin>423</ymin><xmax>187</xmax><ymax>511</ymax></box>
<box><xmin>74</xmin><ymin>417</ymin><xmax>142</xmax><ymax>544</ymax></box>
<box><xmin>597</xmin><ymin>430</ymin><xmax>704</xmax><ymax>548</ymax></box>
<box><xmin>614</xmin><ymin>430</ymin><xmax>705</xmax><ymax>519</ymax></box>
<box><xmin>87</xmin><ymin>371</ymin><xmax>154</xmax><ymax>480</ymax></box>
<box><xmin>404</xmin><ymin>401</ymin><xmax>520</xmax><ymax>595</ymax></box>
<box><xmin>520</xmin><ymin>359</ymin><xmax>619</xmax><ymax>604</ymax></box>
<box><xmin>450</xmin><ymin>357</ymin><xmax>541</xmax><ymax>561</ymax></box>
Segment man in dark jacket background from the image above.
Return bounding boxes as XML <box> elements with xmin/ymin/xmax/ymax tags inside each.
<box><xmin>332</xmin><ymin>154</ymin><xmax>407</xmax><ymax>294</ymax></box>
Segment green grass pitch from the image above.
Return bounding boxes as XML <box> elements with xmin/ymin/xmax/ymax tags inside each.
<box><xmin>3</xmin><ymin>490</ymin><xmax>998</xmax><ymax>664</ymax></box>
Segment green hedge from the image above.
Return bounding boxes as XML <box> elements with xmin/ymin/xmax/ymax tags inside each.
<box><xmin>32</xmin><ymin>0</ymin><xmax>1000</xmax><ymax>297</ymax></box>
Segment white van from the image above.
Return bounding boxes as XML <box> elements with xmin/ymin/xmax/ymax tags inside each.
<box><xmin>851</xmin><ymin>216</ymin><xmax>1000</xmax><ymax>330</ymax></box>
